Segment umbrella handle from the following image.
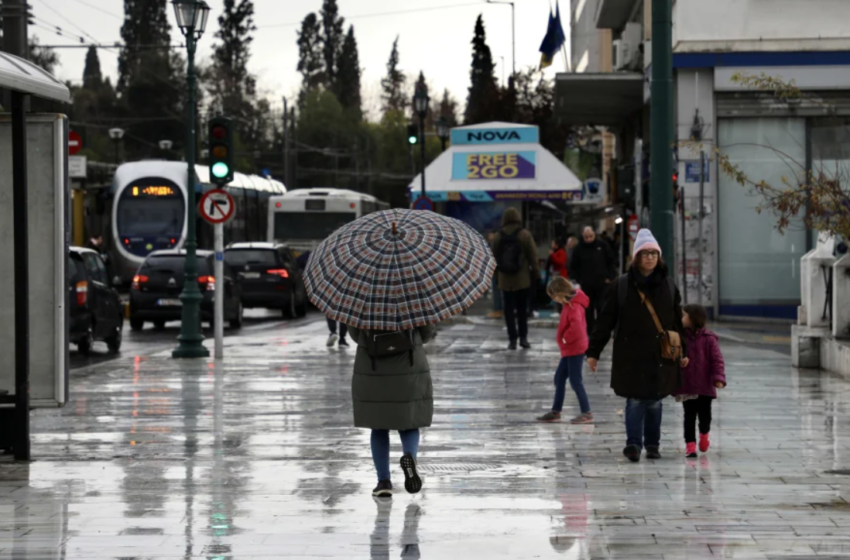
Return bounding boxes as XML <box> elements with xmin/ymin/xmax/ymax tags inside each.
<box><xmin>392</xmin><ymin>222</ymin><xmax>397</xmax><ymax>235</ymax></box>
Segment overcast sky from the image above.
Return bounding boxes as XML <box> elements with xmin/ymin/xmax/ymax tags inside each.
<box><xmin>31</xmin><ymin>0</ymin><xmax>571</xmax><ymax>119</ymax></box>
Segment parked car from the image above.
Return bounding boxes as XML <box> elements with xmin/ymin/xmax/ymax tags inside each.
<box><xmin>69</xmin><ymin>247</ymin><xmax>123</xmax><ymax>353</ymax></box>
<box><xmin>224</xmin><ymin>242</ymin><xmax>308</xmax><ymax>318</ymax></box>
<box><xmin>129</xmin><ymin>250</ymin><xmax>243</xmax><ymax>331</ymax></box>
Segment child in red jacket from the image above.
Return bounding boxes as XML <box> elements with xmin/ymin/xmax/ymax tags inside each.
<box><xmin>537</xmin><ymin>277</ymin><xmax>593</xmax><ymax>424</ymax></box>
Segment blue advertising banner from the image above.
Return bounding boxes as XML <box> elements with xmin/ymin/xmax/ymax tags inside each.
<box><xmin>451</xmin><ymin>126</ymin><xmax>539</xmax><ymax>146</ymax></box>
<box><xmin>451</xmin><ymin>151</ymin><xmax>537</xmax><ymax>180</ymax></box>
<box><xmin>685</xmin><ymin>160</ymin><xmax>710</xmax><ymax>183</ymax></box>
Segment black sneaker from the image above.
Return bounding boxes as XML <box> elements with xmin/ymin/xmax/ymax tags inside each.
<box><xmin>646</xmin><ymin>446</ymin><xmax>661</xmax><ymax>460</ymax></box>
<box><xmin>400</xmin><ymin>452</ymin><xmax>422</xmax><ymax>494</ymax></box>
<box><xmin>372</xmin><ymin>479</ymin><xmax>393</xmax><ymax>497</ymax></box>
<box><xmin>623</xmin><ymin>445</ymin><xmax>641</xmax><ymax>463</ymax></box>
<box><xmin>339</xmin><ymin>338</ymin><xmax>349</xmax><ymax>347</ymax></box>
<box><xmin>508</xmin><ymin>341</ymin><xmax>517</xmax><ymax>350</ymax></box>
<box><xmin>519</xmin><ymin>339</ymin><xmax>531</xmax><ymax>349</ymax></box>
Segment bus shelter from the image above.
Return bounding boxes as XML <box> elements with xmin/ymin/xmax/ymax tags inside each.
<box><xmin>0</xmin><ymin>51</ymin><xmax>71</xmax><ymax>460</ymax></box>
<box><xmin>408</xmin><ymin>122</ymin><xmax>584</xmax><ymax>250</ymax></box>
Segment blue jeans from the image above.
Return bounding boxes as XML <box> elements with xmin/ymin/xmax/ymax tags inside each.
<box><xmin>491</xmin><ymin>275</ymin><xmax>503</xmax><ymax>312</ymax></box>
<box><xmin>625</xmin><ymin>398</ymin><xmax>663</xmax><ymax>450</ymax></box>
<box><xmin>552</xmin><ymin>355</ymin><xmax>590</xmax><ymax>414</ymax></box>
<box><xmin>371</xmin><ymin>429</ymin><xmax>420</xmax><ymax>482</ymax></box>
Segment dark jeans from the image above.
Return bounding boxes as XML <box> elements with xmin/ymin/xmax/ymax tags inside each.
<box><xmin>625</xmin><ymin>398</ymin><xmax>663</xmax><ymax>450</ymax></box>
<box><xmin>683</xmin><ymin>396</ymin><xmax>713</xmax><ymax>443</ymax></box>
<box><xmin>585</xmin><ymin>287</ymin><xmax>606</xmax><ymax>335</ymax></box>
<box><xmin>552</xmin><ymin>355</ymin><xmax>591</xmax><ymax>414</ymax></box>
<box><xmin>503</xmin><ymin>289</ymin><xmax>529</xmax><ymax>342</ymax></box>
<box><xmin>327</xmin><ymin>318</ymin><xmax>347</xmax><ymax>341</ymax></box>
<box><xmin>371</xmin><ymin>429</ymin><xmax>420</xmax><ymax>482</ymax></box>
<box><xmin>491</xmin><ymin>275</ymin><xmax>503</xmax><ymax>312</ymax></box>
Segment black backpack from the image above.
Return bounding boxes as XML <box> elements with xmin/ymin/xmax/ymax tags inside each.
<box><xmin>496</xmin><ymin>230</ymin><xmax>523</xmax><ymax>274</ymax></box>
<box><xmin>367</xmin><ymin>330</ymin><xmax>415</xmax><ymax>371</ymax></box>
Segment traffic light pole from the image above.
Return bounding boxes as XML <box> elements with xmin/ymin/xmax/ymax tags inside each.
<box><xmin>419</xmin><ymin>114</ymin><xmax>426</xmax><ymax>198</ymax></box>
<box><xmin>650</xmin><ymin>0</ymin><xmax>674</xmax><ymax>260</ymax></box>
<box><xmin>174</xmin><ymin>26</ymin><xmax>209</xmax><ymax>359</ymax></box>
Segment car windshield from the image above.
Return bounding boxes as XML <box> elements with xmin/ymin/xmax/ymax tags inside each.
<box><xmin>142</xmin><ymin>255</ymin><xmax>211</xmax><ymax>275</ymax></box>
<box><xmin>225</xmin><ymin>249</ymin><xmax>277</xmax><ymax>267</ymax></box>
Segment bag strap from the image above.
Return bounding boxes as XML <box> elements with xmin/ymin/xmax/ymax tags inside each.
<box><xmin>635</xmin><ymin>287</ymin><xmax>666</xmax><ymax>335</ymax></box>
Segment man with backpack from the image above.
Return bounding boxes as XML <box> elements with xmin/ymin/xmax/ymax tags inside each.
<box><xmin>492</xmin><ymin>207</ymin><xmax>540</xmax><ymax>350</ymax></box>
<box><xmin>570</xmin><ymin>226</ymin><xmax>617</xmax><ymax>335</ymax></box>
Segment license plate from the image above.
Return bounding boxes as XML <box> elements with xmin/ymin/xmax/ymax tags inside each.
<box><xmin>157</xmin><ymin>299</ymin><xmax>182</xmax><ymax>306</ymax></box>
<box><xmin>240</xmin><ymin>272</ymin><xmax>261</xmax><ymax>279</ymax></box>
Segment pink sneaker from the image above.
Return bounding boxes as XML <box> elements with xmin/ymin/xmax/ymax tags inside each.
<box><xmin>699</xmin><ymin>433</ymin><xmax>710</xmax><ymax>453</ymax></box>
<box><xmin>685</xmin><ymin>442</ymin><xmax>697</xmax><ymax>458</ymax></box>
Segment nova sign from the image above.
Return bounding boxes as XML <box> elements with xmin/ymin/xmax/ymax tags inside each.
<box><xmin>451</xmin><ymin>126</ymin><xmax>539</xmax><ymax>146</ymax></box>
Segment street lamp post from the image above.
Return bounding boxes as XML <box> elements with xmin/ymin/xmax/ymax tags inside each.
<box><xmin>436</xmin><ymin>117</ymin><xmax>449</xmax><ymax>152</ymax></box>
<box><xmin>487</xmin><ymin>0</ymin><xmax>515</xmax><ymax>76</ymax></box>
<box><xmin>413</xmin><ymin>85</ymin><xmax>430</xmax><ymax>198</ymax></box>
<box><xmin>172</xmin><ymin>0</ymin><xmax>211</xmax><ymax>359</ymax></box>
<box><xmin>159</xmin><ymin>139</ymin><xmax>173</xmax><ymax>160</ymax></box>
<box><xmin>108</xmin><ymin>127</ymin><xmax>124</xmax><ymax>164</ymax></box>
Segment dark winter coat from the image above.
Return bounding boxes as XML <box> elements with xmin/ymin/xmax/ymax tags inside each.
<box><xmin>674</xmin><ymin>329</ymin><xmax>726</xmax><ymax>398</ymax></box>
<box><xmin>347</xmin><ymin>325</ymin><xmax>437</xmax><ymax>430</ymax></box>
<box><xmin>491</xmin><ymin>207</ymin><xmax>540</xmax><ymax>292</ymax></box>
<box><xmin>569</xmin><ymin>238</ymin><xmax>616</xmax><ymax>294</ymax></box>
<box><xmin>586</xmin><ymin>265</ymin><xmax>688</xmax><ymax>400</ymax></box>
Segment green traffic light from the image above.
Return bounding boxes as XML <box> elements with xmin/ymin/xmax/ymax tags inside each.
<box><xmin>211</xmin><ymin>162</ymin><xmax>230</xmax><ymax>179</ymax></box>
<box><xmin>408</xmin><ymin>135</ymin><xmax>418</xmax><ymax>145</ymax></box>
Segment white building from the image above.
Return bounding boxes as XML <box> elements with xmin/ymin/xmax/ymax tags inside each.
<box><xmin>558</xmin><ymin>0</ymin><xmax>850</xmax><ymax>320</ymax></box>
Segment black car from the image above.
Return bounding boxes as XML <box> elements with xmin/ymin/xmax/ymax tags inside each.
<box><xmin>129</xmin><ymin>250</ymin><xmax>243</xmax><ymax>331</ymax></box>
<box><xmin>224</xmin><ymin>242</ymin><xmax>308</xmax><ymax>318</ymax></box>
<box><xmin>69</xmin><ymin>247</ymin><xmax>124</xmax><ymax>353</ymax></box>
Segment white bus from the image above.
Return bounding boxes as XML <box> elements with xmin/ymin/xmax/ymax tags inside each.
<box><xmin>268</xmin><ymin>188</ymin><xmax>389</xmax><ymax>253</ymax></box>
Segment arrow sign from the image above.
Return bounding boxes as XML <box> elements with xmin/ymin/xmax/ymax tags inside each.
<box><xmin>199</xmin><ymin>189</ymin><xmax>235</xmax><ymax>225</ymax></box>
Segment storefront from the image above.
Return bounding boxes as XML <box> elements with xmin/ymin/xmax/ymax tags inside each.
<box><xmin>408</xmin><ymin>122</ymin><xmax>585</xmax><ymax>249</ymax></box>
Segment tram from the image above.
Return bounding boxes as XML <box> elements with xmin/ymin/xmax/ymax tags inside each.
<box><xmin>111</xmin><ymin>160</ymin><xmax>285</xmax><ymax>285</ymax></box>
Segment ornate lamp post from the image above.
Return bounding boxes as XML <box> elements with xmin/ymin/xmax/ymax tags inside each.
<box><xmin>413</xmin><ymin>85</ymin><xmax>430</xmax><ymax>198</ymax></box>
<box><xmin>172</xmin><ymin>0</ymin><xmax>211</xmax><ymax>359</ymax></box>
<box><xmin>435</xmin><ymin>117</ymin><xmax>449</xmax><ymax>152</ymax></box>
<box><xmin>159</xmin><ymin>139</ymin><xmax>173</xmax><ymax>160</ymax></box>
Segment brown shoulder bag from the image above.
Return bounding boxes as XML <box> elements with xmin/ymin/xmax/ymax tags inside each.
<box><xmin>636</xmin><ymin>287</ymin><xmax>682</xmax><ymax>362</ymax></box>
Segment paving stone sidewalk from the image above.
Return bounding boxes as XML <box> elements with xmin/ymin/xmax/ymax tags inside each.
<box><xmin>1</xmin><ymin>318</ymin><xmax>849</xmax><ymax>559</ymax></box>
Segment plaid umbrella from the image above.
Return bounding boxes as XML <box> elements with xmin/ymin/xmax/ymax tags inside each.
<box><xmin>303</xmin><ymin>209</ymin><xmax>496</xmax><ymax>331</ymax></box>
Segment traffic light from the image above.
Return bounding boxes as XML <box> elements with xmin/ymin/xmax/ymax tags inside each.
<box><xmin>407</xmin><ymin>123</ymin><xmax>418</xmax><ymax>145</ymax></box>
<box><xmin>208</xmin><ymin>116</ymin><xmax>234</xmax><ymax>185</ymax></box>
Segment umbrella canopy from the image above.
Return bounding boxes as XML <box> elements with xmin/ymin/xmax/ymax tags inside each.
<box><xmin>304</xmin><ymin>209</ymin><xmax>496</xmax><ymax>331</ymax></box>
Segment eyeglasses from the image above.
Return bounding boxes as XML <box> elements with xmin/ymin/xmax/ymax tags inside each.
<box><xmin>641</xmin><ymin>251</ymin><xmax>660</xmax><ymax>259</ymax></box>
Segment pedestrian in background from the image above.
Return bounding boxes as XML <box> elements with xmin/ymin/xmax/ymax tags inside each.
<box><xmin>566</xmin><ymin>236</ymin><xmax>578</xmax><ymax>271</ymax></box>
<box><xmin>347</xmin><ymin>324</ymin><xmax>436</xmax><ymax>497</ymax></box>
<box><xmin>326</xmin><ymin>318</ymin><xmax>349</xmax><ymax>347</ymax></box>
<box><xmin>486</xmin><ymin>231</ymin><xmax>503</xmax><ymax>319</ymax></box>
<box><xmin>537</xmin><ymin>276</ymin><xmax>593</xmax><ymax>424</ymax></box>
<box><xmin>492</xmin><ymin>207</ymin><xmax>540</xmax><ymax>350</ymax></box>
<box><xmin>570</xmin><ymin>226</ymin><xmax>616</xmax><ymax>334</ymax></box>
<box><xmin>549</xmin><ymin>237</ymin><xmax>568</xmax><ymax>279</ymax></box>
<box><xmin>675</xmin><ymin>304</ymin><xmax>726</xmax><ymax>458</ymax></box>
<box><xmin>586</xmin><ymin>229</ymin><xmax>687</xmax><ymax>463</ymax></box>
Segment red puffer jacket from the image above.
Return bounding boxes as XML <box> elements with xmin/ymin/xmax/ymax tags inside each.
<box><xmin>557</xmin><ymin>289</ymin><xmax>590</xmax><ymax>357</ymax></box>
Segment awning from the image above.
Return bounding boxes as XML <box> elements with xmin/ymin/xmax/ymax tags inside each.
<box><xmin>596</xmin><ymin>0</ymin><xmax>639</xmax><ymax>30</ymax></box>
<box><xmin>408</xmin><ymin>122</ymin><xmax>582</xmax><ymax>203</ymax></box>
<box><xmin>554</xmin><ymin>72</ymin><xmax>644</xmax><ymax>127</ymax></box>
<box><xmin>0</xmin><ymin>51</ymin><xmax>70</xmax><ymax>103</ymax></box>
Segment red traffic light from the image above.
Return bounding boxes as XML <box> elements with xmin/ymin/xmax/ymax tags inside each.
<box><xmin>672</xmin><ymin>172</ymin><xmax>678</xmax><ymax>182</ymax></box>
<box><xmin>211</xmin><ymin>125</ymin><xmax>227</xmax><ymax>140</ymax></box>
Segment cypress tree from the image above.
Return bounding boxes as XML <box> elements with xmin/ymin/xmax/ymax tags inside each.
<box><xmin>464</xmin><ymin>15</ymin><xmax>499</xmax><ymax>125</ymax></box>
<box><xmin>336</xmin><ymin>25</ymin><xmax>362</xmax><ymax>120</ymax></box>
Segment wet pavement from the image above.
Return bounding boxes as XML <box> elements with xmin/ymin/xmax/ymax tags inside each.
<box><xmin>3</xmin><ymin>316</ymin><xmax>850</xmax><ymax>559</ymax></box>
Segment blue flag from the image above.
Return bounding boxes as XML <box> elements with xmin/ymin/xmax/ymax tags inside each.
<box><xmin>539</xmin><ymin>2</ymin><xmax>566</xmax><ymax>69</ymax></box>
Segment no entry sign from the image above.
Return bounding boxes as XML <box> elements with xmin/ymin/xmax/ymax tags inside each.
<box><xmin>68</xmin><ymin>130</ymin><xmax>82</xmax><ymax>155</ymax></box>
<box><xmin>628</xmin><ymin>214</ymin><xmax>639</xmax><ymax>241</ymax></box>
<box><xmin>199</xmin><ymin>189</ymin><xmax>235</xmax><ymax>225</ymax></box>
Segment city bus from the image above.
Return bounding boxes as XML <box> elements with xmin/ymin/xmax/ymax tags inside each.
<box><xmin>267</xmin><ymin>188</ymin><xmax>389</xmax><ymax>255</ymax></box>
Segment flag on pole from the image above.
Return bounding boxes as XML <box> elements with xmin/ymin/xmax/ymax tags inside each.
<box><xmin>539</xmin><ymin>2</ymin><xmax>566</xmax><ymax>69</ymax></box>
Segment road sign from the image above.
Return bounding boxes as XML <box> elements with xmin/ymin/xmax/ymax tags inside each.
<box><xmin>199</xmin><ymin>189</ymin><xmax>235</xmax><ymax>225</ymax></box>
<box><xmin>628</xmin><ymin>214</ymin><xmax>639</xmax><ymax>241</ymax></box>
<box><xmin>68</xmin><ymin>130</ymin><xmax>82</xmax><ymax>155</ymax></box>
<box><xmin>69</xmin><ymin>155</ymin><xmax>87</xmax><ymax>178</ymax></box>
<box><xmin>412</xmin><ymin>196</ymin><xmax>433</xmax><ymax>211</ymax></box>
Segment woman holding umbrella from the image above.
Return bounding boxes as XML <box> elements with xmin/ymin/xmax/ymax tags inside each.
<box><xmin>304</xmin><ymin>209</ymin><xmax>495</xmax><ymax>498</ymax></box>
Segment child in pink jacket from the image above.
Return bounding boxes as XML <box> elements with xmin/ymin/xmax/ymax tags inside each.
<box><xmin>537</xmin><ymin>277</ymin><xmax>593</xmax><ymax>424</ymax></box>
<box><xmin>674</xmin><ymin>304</ymin><xmax>726</xmax><ymax>457</ymax></box>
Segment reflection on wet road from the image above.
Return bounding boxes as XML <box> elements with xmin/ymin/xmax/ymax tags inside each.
<box><xmin>3</xmin><ymin>318</ymin><xmax>850</xmax><ymax>558</ymax></box>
